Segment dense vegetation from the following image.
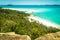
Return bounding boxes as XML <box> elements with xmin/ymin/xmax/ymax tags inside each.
<box><xmin>0</xmin><ymin>8</ymin><xmax>60</xmax><ymax>40</ymax></box>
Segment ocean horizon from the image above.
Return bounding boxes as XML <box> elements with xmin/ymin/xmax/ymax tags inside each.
<box><xmin>0</xmin><ymin>5</ymin><xmax>60</xmax><ymax>26</ymax></box>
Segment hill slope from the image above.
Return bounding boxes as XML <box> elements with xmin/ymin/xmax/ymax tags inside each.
<box><xmin>0</xmin><ymin>8</ymin><xmax>60</xmax><ymax>40</ymax></box>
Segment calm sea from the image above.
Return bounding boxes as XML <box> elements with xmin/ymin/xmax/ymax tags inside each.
<box><xmin>0</xmin><ymin>5</ymin><xmax>60</xmax><ymax>25</ymax></box>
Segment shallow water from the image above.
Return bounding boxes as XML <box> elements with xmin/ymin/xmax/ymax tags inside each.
<box><xmin>1</xmin><ymin>5</ymin><xmax>60</xmax><ymax>25</ymax></box>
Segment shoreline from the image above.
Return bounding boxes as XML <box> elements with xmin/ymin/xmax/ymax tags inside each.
<box><xmin>4</xmin><ymin>8</ymin><xmax>60</xmax><ymax>29</ymax></box>
<box><xmin>28</xmin><ymin>15</ymin><xmax>60</xmax><ymax>29</ymax></box>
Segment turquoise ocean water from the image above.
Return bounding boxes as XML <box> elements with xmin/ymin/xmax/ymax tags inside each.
<box><xmin>0</xmin><ymin>5</ymin><xmax>60</xmax><ymax>25</ymax></box>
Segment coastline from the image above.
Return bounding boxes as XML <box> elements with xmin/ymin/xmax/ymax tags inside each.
<box><xmin>4</xmin><ymin>8</ymin><xmax>60</xmax><ymax>29</ymax></box>
<box><xmin>28</xmin><ymin>15</ymin><xmax>60</xmax><ymax>29</ymax></box>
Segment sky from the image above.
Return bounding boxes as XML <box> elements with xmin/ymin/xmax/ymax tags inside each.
<box><xmin>0</xmin><ymin>0</ymin><xmax>60</xmax><ymax>5</ymax></box>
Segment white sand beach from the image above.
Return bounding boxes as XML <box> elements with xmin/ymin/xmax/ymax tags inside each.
<box><xmin>28</xmin><ymin>15</ymin><xmax>60</xmax><ymax>28</ymax></box>
<box><xmin>5</xmin><ymin>8</ymin><xmax>60</xmax><ymax>29</ymax></box>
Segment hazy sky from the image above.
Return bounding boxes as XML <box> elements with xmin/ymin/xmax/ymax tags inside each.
<box><xmin>0</xmin><ymin>0</ymin><xmax>60</xmax><ymax>5</ymax></box>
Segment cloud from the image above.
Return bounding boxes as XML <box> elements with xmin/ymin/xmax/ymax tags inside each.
<box><xmin>0</xmin><ymin>0</ymin><xmax>60</xmax><ymax>5</ymax></box>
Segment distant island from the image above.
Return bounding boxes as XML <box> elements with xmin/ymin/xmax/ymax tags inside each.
<box><xmin>7</xmin><ymin>4</ymin><xmax>13</xmax><ymax>6</ymax></box>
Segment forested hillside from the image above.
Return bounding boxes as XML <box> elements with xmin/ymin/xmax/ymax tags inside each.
<box><xmin>0</xmin><ymin>8</ymin><xmax>60</xmax><ymax>40</ymax></box>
